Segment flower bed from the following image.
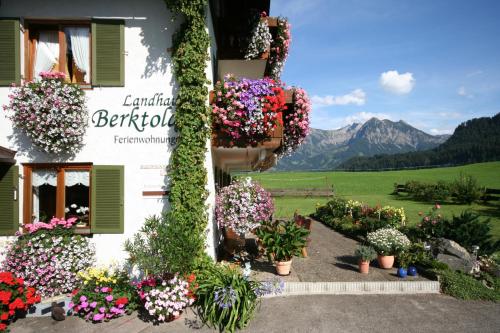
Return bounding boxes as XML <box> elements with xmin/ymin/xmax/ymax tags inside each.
<box><xmin>3</xmin><ymin>71</ymin><xmax>88</xmax><ymax>155</ymax></box>
<box><xmin>280</xmin><ymin>87</ymin><xmax>311</xmax><ymax>156</ymax></box>
<box><xmin>215</xmin><ymin>178</ymin><xmax>274</xmax><ymax>234</ymax></box>
<box><xmin>313</xmin><ymin>197</ymin><xmax>406</xmax><ymax>237</ymax></box>
<box><xmin>212</xmin><ymin>75</ymin><xmax>287</xmax><ymax>147</ymax></box>
<box><xmin>69</xmin><ymin>267</ymin><xmax>138</xmax><ymax>322</ymax></box>
<box><xmin>2</xmin><ymin>218</ymin><xmax>95</xmax><ymax>298</ymax></box>
<box><xmin>0</xmin><ymin>272</ymin><xmax>41</xmax><ymax>332</ymax></box>
<box><xmin>136</xmin><ymin>273</ymin><xmax>195</xmax><ymax>322</ymax></box>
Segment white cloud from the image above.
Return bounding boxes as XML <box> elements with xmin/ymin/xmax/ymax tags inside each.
<box><xmin>466</xmin><ymin>70</ymin><xmax>483</xmax><ymax>78</ymax></box>
<box><xmin>379</xmin><ymin>70</ymin><xmax>415</xmax><ymax>94</ymax></box>
<box><xmin>429</xmin><ymin>128</ymin><xmax>454</xmax><ymax>135</ymax></box>
<box><xmin>457</xmin><ymin>86</ymin><xmax>474</xmax><ymax>98</ymax></box>
<box><xmin>343</xmin><ymin>111</ymin><xmax>392</xmax><ymax>125</ymax></box>
<box><xmin>437</xmin><ymin>111</ymin><xmax>463</xmax><ymax>119</ymax></box>
<box><xmin>311</xmin><ymin>89</ymin><xmax>366</xmax><ymax>107</ymax></box>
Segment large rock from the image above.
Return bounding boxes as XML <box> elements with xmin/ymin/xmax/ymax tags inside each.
<box><xmin>436</xmin><ymin>253</ymin><xmax>473</xmax><ymax>272</ymax></box>
<box><xmin>435</xmin><ymin>238</ymin><xmax>472</xmax><ymax>262</ymax></box>
<box><xmin>434</xmin><ymin>238</ymin><xmax>474</xmax><ymax>273</ymax></box>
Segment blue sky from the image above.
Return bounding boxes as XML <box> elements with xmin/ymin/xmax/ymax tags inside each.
<box><xmin>270</xmin><ymin>0</ymin><xmax>500</xmax><ymax>134</ymax></box>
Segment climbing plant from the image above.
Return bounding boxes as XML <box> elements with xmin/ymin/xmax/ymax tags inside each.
<box><xmin>161</xmin><ymin>0</ymin><xmax>211</xmax><ymax>273</ymax></box>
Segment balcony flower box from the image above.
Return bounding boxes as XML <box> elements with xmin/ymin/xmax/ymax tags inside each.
<box><xmin>211</xmin><ymin>75</ymin><xmax>287</xmax><ymax>148</ymax></box>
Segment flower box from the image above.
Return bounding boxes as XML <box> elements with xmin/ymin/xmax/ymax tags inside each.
<box><xmin>216</xmin><ymin>16</ymin><xmax>289</xmax><ymax>80</ymax></box>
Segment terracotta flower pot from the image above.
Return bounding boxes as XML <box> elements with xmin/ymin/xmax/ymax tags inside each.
<box><xmin>377</xmin><ymin>255</ymin><xmax>395</xmax><ymax>269</ymax></box>
<box><xmin>358</xmin><ymin>260</ymin><xmax>370</xmax><ymax>274</ymax></box>
<box><xmin>275</xmin><ymin>259</ymin><xmax>292</xmax><ymax>276</ymax></box>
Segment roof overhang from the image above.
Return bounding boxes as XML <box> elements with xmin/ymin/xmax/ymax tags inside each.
<box><xmin>0</xmin><ymin>146</ymin><xmax>17</xmax><ymax>164</ymax></box>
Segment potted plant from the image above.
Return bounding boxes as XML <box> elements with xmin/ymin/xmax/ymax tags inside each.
<box><xmin>397</xmin><ymin>251</ymin><xmax>411</xmax><ymax>278</ymax></box>
<box><xmin>256</xmin><ymin>220</ymin><xmax>310</xmax><ymax>276</ymax></box>
<box><xmin>367</xmin><ymin>228</ymin><xmax>411</xmax><ymax>269</ymax></box>
<box><xmin>354</xmin><ymin>245</ymin><xmax>376</xmax><ymax>274</ymax></box>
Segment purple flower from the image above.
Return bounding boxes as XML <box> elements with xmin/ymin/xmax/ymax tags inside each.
<box><xmin>89</xmin><ymin>301</ymin><xmax>97</xmax><ymax>308</ymax></box>
<box><xmin>99</xmin><ymin>307</ymin><xmax>106</xmax><ymax>313</ymax></box>
<box><xmin>79</xmin><ymin>295</ymin><xmax>87</xmax><ymax>302</ymax></box>
<box><xmin>105</xmin><ymin>295</ymin><xmax>113</xmax><ymax>302</ymax></box>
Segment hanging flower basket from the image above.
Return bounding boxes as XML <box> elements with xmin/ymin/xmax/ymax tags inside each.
<box><xmin>212</xmin><ymin>75</ymin><xmax>287</xmax><ymax>147</ymax></box>
<box><xmin>266</xmin><ymin>16</ymin><xmax>291</xmax><ymax>80</ymax></box>
<box><xmin>279</xmin><ymin>87</ymin><xmax>311</xmax><ymax>157</ymax></box>
<box><xmin>215</xmin><ymin>177</ymin><xmax>274</xmax><ymax>235</ymax></box>
<box><xmin>4</xmin><ymin>71</ymin><xmax>88</xmax><ymax>155</ymax></box>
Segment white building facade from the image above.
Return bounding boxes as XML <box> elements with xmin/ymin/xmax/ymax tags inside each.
<box><xmin>0</xmin><ymin>0</ymin><xmax>219</xmax><ymax>264</ymax></box>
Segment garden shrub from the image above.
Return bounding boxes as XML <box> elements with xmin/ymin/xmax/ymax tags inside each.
<box><xmin>403</xmin><ymin>180</ymin><xmax>451</xmax><ymax>202</ymax></box>
<box><xmin>125</xmin><ymin>215</ymin><xmax>168</xmax><ymax>276</ymax></box>
<box><xmin>68</xmin><ymin>267</ymin><xmax>139</xmax><ymax>322</ymax></box>
<box><xmin>451</xmin><ymin>173</ymin><xmax>485</xmax><ymax>204</ymax></box>
<box><xmin>2</xmin><ymin>218</ymin><xmax>95</xmax><ymax>298</ymax></box>
<box><xmin>436</xmin><ymin>268</ymin><xmax>500</xmax><ymax>302</ymax></box>
<box><xmin>412</xmin><ymin>206</ymin><xmax>499</xmax><ymax>254</ymax></box>
<box><xmin>402</xmin><ymin>174</ymin><xmax>484</xmax><ymax>204</ymax></box>
<box><xmin>444</xmin><ymin>211</ymin><xmax>499</xmax><ymax>254</ymax></box>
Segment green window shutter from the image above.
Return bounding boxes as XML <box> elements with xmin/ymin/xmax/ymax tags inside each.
<box><xmin>0</xmin><ymin>165</ymin><xmax>19</xmax><ymax>236</ymax></box>
<box><xmin>0</xmin><ymin>19</ymin><xmax>20</xmax><ymax>86</ymax></box>
<box><xmin>91</xmin><ymin>20</ymin><xmax>124</xmax><ymax>86</ymax></box>
<box><xmin>90</xmin><ymin>165</ymin><xmax>124</xmax><ymax>234</ymax></box>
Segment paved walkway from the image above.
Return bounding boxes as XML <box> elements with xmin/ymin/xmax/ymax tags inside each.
<box><xmin>252</xmin><ymin>219</ymin><xmax>428</xmax><ymax>282</ymax></box>
<box><xmin>11</xmin><ymin>294</ymin><xmax>500</xmax><ymax>332</ymax></box>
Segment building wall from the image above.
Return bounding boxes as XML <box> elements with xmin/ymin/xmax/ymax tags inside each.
<box><xmin>0</xmin><ymin>0</ymin><xmax>217</xmax><ymax>264</ymax></box>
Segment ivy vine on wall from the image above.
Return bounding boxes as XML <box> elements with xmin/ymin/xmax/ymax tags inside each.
<box><xmin>161</xmin><ymin>0</ymin><xmax>211</xmax><ymax>272</ymax></box>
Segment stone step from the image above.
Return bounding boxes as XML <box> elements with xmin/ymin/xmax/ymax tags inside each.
<box><xmin>268</xmin><ymin>281</ymin><xmax>440</xmax><ymax>297</ymax></box>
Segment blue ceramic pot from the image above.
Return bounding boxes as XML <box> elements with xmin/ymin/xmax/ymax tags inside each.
<box><xmin>407</xmin><ymin>266</ymin><xmax>418</xmax><ymax>276</ymax></box>
<box><xmin>397</xmin><ymin>267</ymin><xmax>407</xmax><ymax>278</ymax></box>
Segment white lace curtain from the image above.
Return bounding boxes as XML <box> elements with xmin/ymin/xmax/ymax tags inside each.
<box><xmin>32</xmin><ymin>169</ymin><xmax>57</xmax><ymax>187</ymax></box>
<box><xmin>34</xmin><ymin>31</ymin><xmax>59</xmax><ymax>77</ymax></box>
<box><xmin>66</xmin><ymin>27</ymin><xmax>90</xmax><ymax>83</ymax></box>
<box><xmin>32</xmin><ymin>169</ymin><xmax>89</xmax><ymax>187</ymax></box>
<box><xmin>65</xmin><ymin>170</ymin><xmax>90</xmax><ymax>187</ymax></box>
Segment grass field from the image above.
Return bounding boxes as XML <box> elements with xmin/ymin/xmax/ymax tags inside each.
<box><xmin>247</xmin><ymin>162</ymin><xmax>500</xmax><ymax>239</ymax></box>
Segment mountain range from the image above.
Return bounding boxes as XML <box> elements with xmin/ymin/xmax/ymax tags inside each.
<box><xmin>275</xmin><ymin>118</ymin><xmax>450</xmax><ymax>171</ymax></box>
<box><xmin>338</xmin><ymin>113</ymin><xmax>500</xmax><ymax>170</ymax></box>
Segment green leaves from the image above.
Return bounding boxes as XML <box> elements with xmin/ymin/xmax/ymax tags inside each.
<box><xmin>154</xmin><ymin>0</ymin><xmax>210</xmax><ymax>273</ymax></box>
<box><xmin>195</xmin><ymin>264</ymin><xmax>260</xmax><ymax>332</ymax></box>
<box><xmin>256</xmin><ymin>220</ymin><xmax>310</xmax><ymax>262</ymax></box>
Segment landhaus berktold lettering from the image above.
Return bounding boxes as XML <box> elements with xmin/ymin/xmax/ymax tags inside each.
<box><xmin>92</xmin><ymin>93</ymin><xmax>176</xmax><ymax>132</ymax></box>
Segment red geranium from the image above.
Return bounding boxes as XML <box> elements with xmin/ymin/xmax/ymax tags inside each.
<box><xmin>115</xmin><ymin>297</ymin><xmax>128</xmax><ymax>306</ymax></box>
<box><xmin>0</xmin><ymin>292</ymin><xmax>11</xmax><ymax>305</ymax></box>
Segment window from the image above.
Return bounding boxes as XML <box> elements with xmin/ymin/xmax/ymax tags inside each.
<box><xmin>25</xmin><ymin>21</ymin><xmax>91</xmax><ymax>85</ymax></box>
<box><xmin>1</xmin><ymin>19</ymin><xmax>124</xmax><ymax>87</ymax></box>
<box><xmin>25</xmin><ymin>164</ymin><xmax>91</xmax><ymax>228</ymax></box>
<box><xmin>22</xmin><ymin>164</ymin><xmax>125</xmax><ymax>234</ymax></box>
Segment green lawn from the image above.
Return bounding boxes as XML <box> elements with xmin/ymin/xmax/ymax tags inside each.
<box><xmin>248</xmin><ymin>162</ymin><xmax>500</xmax><ymax>239</ymax></box>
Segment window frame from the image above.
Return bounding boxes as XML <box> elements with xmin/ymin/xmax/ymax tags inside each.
<box><xmin>24</xmin><ymin>19</ymin><xmax>92</xmax><ymax>87</ymax></box>
<box><xmin>23</xmin><ymin>163</ymin><xmax>92</xmax><ymax>231</ymax></box>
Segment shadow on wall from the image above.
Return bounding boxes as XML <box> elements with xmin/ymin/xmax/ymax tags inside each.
<box><xmin>8</xmin><ymin>129</ymin><xmax>79</xmax><ymax>162</ymax></box>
